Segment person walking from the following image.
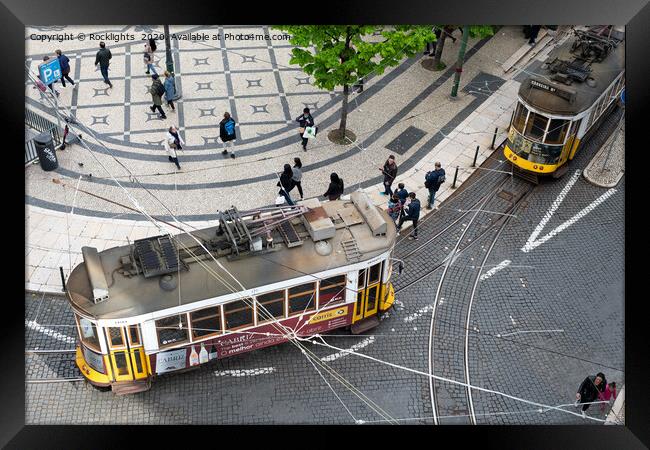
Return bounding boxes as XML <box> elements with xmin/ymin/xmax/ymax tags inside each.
<box><xmin>149</xmin><ymin>74</ymin><xmax>167</xmax><ymax>119</ymax></box>
<box><xmin>424</xmin><ymin>161</ymin><xmax>446</xmax><ymax>209</ymax></box>
<box><xmin>380</xmin><ymin>155</ymin><xmax>398</xmax><ymax>196</ymax></box>
<box><xmin>424</xmin><ymin>26</ymin><xmax>438</xmax><ymax>55</ymax></box>
<box><xmin>163</xmin><ymin>126</ymin><xmax>184</xmax><ymax>170</ymax></box>
<box><xmin>163</xmin><ymin>71</ymin><xmax>176</xmax><ymax>112</ymax></box>
<box><xmin>219</xmin><ymin>112</ymin><xmax>237</xmax><ymax>158</ymax></box>
<box><xmin>296</xmin><ymin>107</ymin><xmax>315</xmax><ymax>151</ymax></box>
<box><xmin>396</xmin><ymin>192</ymin><xmax>421</xmax><ymax>240</ymax></box>
<box><xmin>528</xmin><ymin>25</ymin><xmax>542</xmax><ymax>45</ymax></box>
<box><xmin>292</xmin><ymin>157</ymin><xmax>304</xmax><ymax>200</ymax></box>
<box><xmin>323</xmin><ymin>173</ymin><xmax>344</xmax><ymax>201</ymax></box>
<box><xmin>277</xmin><ymin>164</ymin><xmax>296</xmax><ymax>206</ymax></box>
<box><xmin>94</xmin><ymin>41</ymin><xmax>113</xmax><ymax>88</ymax></box>
<box><xmin>598</xmin><ymin>382</ymin><xmax>617</xmax><ymax>414</ymax></box>
<box><xmin>55</xmin><ymin>50</ymin><xmax>75</xmax><ymax>88</ymax></box>
<box><xmin>143</xmin><ymin>40</ymin><xmax>157</xmax><ymax>76</ymax></box>
<box><xmin>39</xmin><ymin>56</ymin><xmax>60</xmax><ymax>97</ymax></box>
<box><xmin>575</xmin><ymin>372</ymin><xmax>607</xmax><ymax>418</ymax></box>
<box><xmin>395</xmin><ymin>182</ymin><xmax>409</xmax><ymax>205</ymax></box>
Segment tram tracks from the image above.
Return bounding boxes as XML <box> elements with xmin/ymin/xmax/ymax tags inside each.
<box><xmin>427</xmin><ymin>177</ymin><xmax>535</xmax><ymax>425</ymax></box>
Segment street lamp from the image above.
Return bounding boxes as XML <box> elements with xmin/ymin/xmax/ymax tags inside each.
<box><xmin>164</xmin><ymin>24</ymin><xmax>174</xmax><ymax>73</ymax></box>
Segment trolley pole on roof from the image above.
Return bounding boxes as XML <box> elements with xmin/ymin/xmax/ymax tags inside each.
<box><xmin>450</xmin><ymin>25</ymin><xmax>470</xmax><ymax>98</ymax></box>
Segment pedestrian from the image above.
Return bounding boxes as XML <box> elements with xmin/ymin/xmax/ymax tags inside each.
<box><xmin>598</xmin><ymin>382</ymin><xmax>617</xmax><ymax>414</ymax></box>
<box><xmin>292</xmin><ymin>157</ymin><xmax>304</xmax><ymax>200</ymax></box>
<box><xmin>396</xmin><ymin>192</ymin><xmax>421</xmax><ymax>240</ymax></box>
<box><xmin>424</xmin><ymin>161</ymin><xmax>446</xmax><ymax>209</ymax></box>
<box><xmin>395</xmin><ymin>182</ymin><xmax>409</xmax><ymax>205</ymax></box>
<box><xmin>163</xmin><ymin>126</ymin><xmax>184</xmax><ymax>170</ymax></box>
<box><xmin>528</xmin><ymin>25</ymin><xmax>542</xmax><ymax>45</ymax></box>
<box><xmin>380</xmin><ymin>155</ymin><xmax>398</xmax><ymax>196</ymax></box>
<box><xmin>149</xmin><ymin>74</ymin><xmax>167</xmax><ymax>119</ymax></box>
<box><xmin>55</xmin><ymin>50</ymin><xmax>75</xmax><ymax>88</ymax></box>
<box><xmin>387</xmin><ymin>193</ymin><xmax>402</xmax><ymax>223</ymax></box>
<box><xmin>39</xmin><ymin>56</ymin><xmax>60</xmax><ymax>97</ymax></box>
<box><xmin>444</xmin><ymin>26</ymin><xmax>458</xmax><ymax>43</ymax></box>
<box><xmin>277</xmin><ymin>164</ymin><xmax>296</xmax><ymax>206</ymax></box>
<box><xmin>219</xmin><ymin>112</ymin><xmax>237</xmax><ymax>158</ymax></box>
<box><xmin>94</xmin><ymin>41</ymin><xmax>113</xmax><ymax>88</ymax></box>
<box><xmin>296</xmin><ymin>107</ymin><xmax>315</xmax><ymax>151</ymax></box>
<box><xmin>424</xmin><ymin>27</ymin><xmax>438</xmax><ymax>55</ymax></box>
<box><xmin>575</xmin><ymin>372</ymin><xmax>607</xmax><ymax>418</ymax></box>
<box><xmin>323</xmin><ymin>173</ymin><xmax>344</xmax><ymax>201</ymax></box>
<box><xmin>163</xmin><ymin>71</ymin><xmax>176</xmax><ymax>111</ymax></box>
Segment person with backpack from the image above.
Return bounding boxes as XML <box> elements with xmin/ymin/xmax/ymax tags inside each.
<box><xmin>424</xmin><ymin>161</ymin><xmax>446</xmax><ymax>209</ymax></box>
<box><xmin>94</xmin><ymin>41</ymin><xmax>113</xmax><ymax>88</ymax></box>
<box><xmin>277</xmin><ymin>164</ymin><xmax>296</xmax><ymax>205</ymax></box>
<box><xmin>323</xmin><ymin>173</ymin><xmax>344</xmax><ymax>201</ymax></box>
<box><xmin>143</xmin><ymin>40</ymin><xmax>157</xmax><ymax>76</ymax></box>
<box><xmin>219</xmin><ymin>112</ymin><xmax>237</xmax><ymax>159</ymax></box>
<box><xmin>55</xmin><ymin>50</ymin><xmax>75</xmax><ymax>88</ymax></box>
<box><xmin>296</xmin><ymin>107</ymin><xmax>315</xmax><ymax>151</ymax></box>
<box><xmin>380</xmin><ymin>155</ymin><xmax>398</xmax><ymax>196</ymax></box>
<box><xmin>292</xmin><ymin>157</ymin><xmax>304</xmax><ymax>200</ymax></box>
<box><xmin>396</xmin><ymin>192</ymin><xmax>421</xmax><ymax>240</ymax></box>
<box><xmin>163</xmin><ymin>71</ymin><xmax>176</xmax><ymax>111</ymax></box>
<box><xmin>149</xmin><ymin>74</ymin><xmax>167</xmax><ymax>119</ymax></box>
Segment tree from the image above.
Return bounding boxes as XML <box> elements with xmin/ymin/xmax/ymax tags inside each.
<box><xmin>432</xmin><ymin>25</ymin><xmax>496</xmax><ymax>71</ymax></box>
<box><xmin>273</xmin><ymin>25</ymin><xmax>436</xmax><ymax>143</ymax></box>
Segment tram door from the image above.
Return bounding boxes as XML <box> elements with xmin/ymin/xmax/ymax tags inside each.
<box><xmin>353</xmin><ymin>262</ymin><xmax>383</xmax><ymax>322</ymax></box>
<box><xmin>106</xmin><ymin>326</ymin><xmax>148</xmax><ymax>382</ymax></box>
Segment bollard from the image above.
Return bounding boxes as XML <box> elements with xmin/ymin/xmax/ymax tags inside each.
<box><xmin>452</xmin><ymin>166</ymin><xmax>459</xmax><ymax>189</ymax></box>
<box><xmin>472</xmin><ymin>145</ymin><xmax>479</xmax><ymax>167</ymax></box>
<box><xmin>59</xmin><ymin>266</ymin><xmax>66</xmax><ymax>292</ymax></box>
<box><xmin>490</xmin><ymin>127</ymin><xmax>498</xmax><ymax>150</ymax></box>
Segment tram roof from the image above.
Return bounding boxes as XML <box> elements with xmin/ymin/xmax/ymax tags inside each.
<box><xmin>66</xmin><ymin>195</ymin><xmax>397</xmax><ymax>320</ymax></box>
<box><xmin>518</xmin><ymin>27</ymin><xmax>624</xmax><ymax>116</ymax></box>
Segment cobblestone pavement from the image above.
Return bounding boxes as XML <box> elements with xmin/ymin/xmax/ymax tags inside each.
<box><xmin>25</xmin><ymin>107</ymin><xmax>624</xmax><ymax>423</ymax></box>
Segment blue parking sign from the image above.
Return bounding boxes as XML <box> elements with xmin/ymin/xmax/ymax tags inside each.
<box><xmin>38</xmin><ymin>58</ymin><xmax>62</xmax><ymax>85</ymax></box>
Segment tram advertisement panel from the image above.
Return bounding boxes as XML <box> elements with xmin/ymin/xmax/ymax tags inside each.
<box><xmin>155</xmin><ymin>348</ymin><xmax>187</xmax><ymax>374</ymax></box>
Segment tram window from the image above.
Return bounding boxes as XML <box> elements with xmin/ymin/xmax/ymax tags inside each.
<box><xmin>544</xmin><ymin>119</ymin><xmax>570</xmax><ymax>144</ymax></box>
<box><xmin>524</xmin><ymin>112</ymin><xmax>548</xmax><ymax>141</ymax></box>
<box><xmin>77</xmin><ymin>316</ymin><xmax>100</xmax><ymax>351</ymax></box>
<box><xmin>288</xmin><ymin>283</ymin><xmax>316</xmax><ymax>315</ymax></box>
<box><xmin>512</xmin><ymin>103</ymin><xmax>528</xmax><ymax>133</ymax></box>
<box><xmin>128</xmin><ymin>326</ymin><xmax>141</xmax><ymax>346</ymax></box>
<box><xmin>156</xmin><ymin>314</ymin><xmax>189</xmax><ymax>347</ymax></box>
<box><xmin>82</xmin><ymin>345</ymin><xmax>105</xmax><ymax>374</ymax></box>
<box><xmin>190</xmin><ymin>306</ymin><xmax>223</xmax><ymax>339</ymax></box>
<box><xmin>224</xmin><ymin>300</ymin><xmax>254</xmax><ymax>330</ymax></box>
<box><xmin>256</xmin><ymin>291</ymin><xmax>286</xmax><ymax>322</ymax></box>
<box><xmin>107</xmin><ymin>327</ymin><xmax>125</xmax><ymax>348</ymax></box>
<box><xmin>319</xmin><ymin>275</ymin><xmax>346</xmax><ymax>308</ymax></box>
<box><xmin>368</xmin><ymin>262</ymin><xmax>382</xmax><ymax>285</ymax></box>
<box><xmin>357</xmin><ymin>269</ymin><xmax>366</xmax><ymax>289</ymax></box>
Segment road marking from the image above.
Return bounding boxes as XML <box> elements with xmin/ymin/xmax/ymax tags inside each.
<box><xmin>214</xmin><ymin>367</ymin><xmax>276</xmax><ymax>377</ymax></box>
<box><xmin>479</xmin><ymin>259</ymin><xmax>511</xmax><ymax>281</ymax></box>
<box><xmin>25</xmin><ymin>320</ymin><xmax>76</xmax><ymax>344</ymax></box>
<box><xmin>509</xmin><ymin>315</ymin><xmax>516</xmax><ymax>326</ymax></box>
<box><xmin>521</xmin><ymin>170</ymin><xmax>617</xmax><ymax>252</ymax></box>
<box><xmin>320</xmin><ymin>337</ymin><xmax>375</xmax><ymax>362</ymax></box>
<box><xmin>404</xmin><ymin>304</ymin><xmax>434</xmax><ymax>323</ymax></box>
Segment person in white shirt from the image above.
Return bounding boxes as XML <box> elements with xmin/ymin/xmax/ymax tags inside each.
<box><xmin>163</xmin><ymin>126</ymin><xmax>184</xmax><ymax>170</ymax></box>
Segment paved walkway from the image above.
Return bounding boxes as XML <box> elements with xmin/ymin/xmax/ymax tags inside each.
<box><xmin>584</xmin><ymin>114</ymin><xmax>625</xmax><ymax>188</ymax></box>
<box><xmin>26</xmin><ymin>25</ymin><xmax>544</xmax><ymax>293</ymax></box>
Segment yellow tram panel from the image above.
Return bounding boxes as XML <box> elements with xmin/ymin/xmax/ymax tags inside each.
<box><xmin>75</xmin><ymin>347</ymin><xmax>111</xmax><ymax>386</ymax></box>
<box><xmin>504</xmin><ymin>145</ymin><xmax>560</xmax><ymax>173</ymax></box>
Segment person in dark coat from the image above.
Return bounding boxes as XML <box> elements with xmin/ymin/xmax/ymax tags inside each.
<box><xmin>380</xmin><ymin>155</ymin><xmax>398</xmax><ymax>196</ymax></box>
<box><xmin>395</xmin><ymin>183</ymin><xmax>409</xmax><ymax>205</ymax></box>
<box><xmin>143</xmin><ymin>40</ymin><xmax>157</xmax><ymax>76</ymax></box>
<box><xmin>576</xmin><ymin>372</ymin><xmax>607</xmax><ymax>417</ymax></box>
<box><xmin>425</xmin><ymin>161</ymin><xmax>446</xmax><ymax>209</ymax></box>
<box><xmin>528</xmin><ymin>25</ymin><xmax>542</xmax><ymax>45</ymax></box>
<box><xmin>323</xmin><ymin>173</ymin><xmax>344</xmax><ymax>201</ymax></box>
<box><xmin>277</xmin><ymin>164</ymin><xmax>296</xmax><ymax>205</ymax></box>
<box><xmin>295</xmin><ymin>107</ymin><xmax>315</xmax><ymax>151</ymax></box>
<box><xmin>292</xmin><ymin>157</ymin><xmax>304</xmax><ymax>200</ymax></box>
<box><xmin>55</xmin><ymin>50</ymin><xmax>75</xmax><ymax>88</ymax></box>
<box><xmin>149</xmin><ymin>74</ymin><xmax>167</xmax><ymax>119</ymax></box>
<box><xmin>219</xmin><ymin>112</ymin><xmax>237</xmax><ymax>159</ymax></box>
<box><xmin>396</xmin><ymin>192</ymin><xmax>421</xmax><ymax>240</ymax></box>
<box><xmin>94</xmin><ymin>41</ymin><xmax>113</xmax><ymax>88</ymax></box>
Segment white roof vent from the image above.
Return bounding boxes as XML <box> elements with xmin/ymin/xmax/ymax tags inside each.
<box><xmin>351</xmin><ymin>191</ymin><xmax>387</xmax><ymax>236</ymax></box>
<box><xmin>81</xmin><ymin>246</ymin><xmax>110</xmax><ymax>304</ymax></box>
<box><xmin>301</xmin><ymin>198</ymin><xmax>336</xmax><ymax>241</ymax></box>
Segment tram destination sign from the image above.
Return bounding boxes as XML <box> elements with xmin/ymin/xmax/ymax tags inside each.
<box><xmin>529</xmin><ymin>79</ymin><xmax>576</xmax><ymax>103</ymax></box>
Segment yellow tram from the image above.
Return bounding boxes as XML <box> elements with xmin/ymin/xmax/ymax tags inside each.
<box><xmin>505</xmin><ymin>26</ymin><xmax>624</xmax><ymax>180</ymax></box>
<box><xmin>66</xmin><ymin>192</ymin><xmax>397</xmax><ymax>394</ymax></box>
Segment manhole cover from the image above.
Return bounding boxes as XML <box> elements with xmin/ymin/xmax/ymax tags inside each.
<box><xmin>497</xmin><ymin>190</ymin><xmax>514</xmax><ymax>201</ymax></box>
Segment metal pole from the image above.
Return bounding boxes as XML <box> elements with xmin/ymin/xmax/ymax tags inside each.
<box><xmin>53</xmin><ymin>91</ymin><xmax>62</xmax><ymax>140</ymax></box>
<box><xmin>452</xmin><ymin>166</ymin><xmax>459</xmax><ymax>188</ymax></box>
<box><xmin>473</xmin><ymin>146</ymin><xmax>479</xmax><ymax>167</ymax></box>
<box><xmin>490</xmin><ymin>127</ymin><xmax>498</xmax><ymax>149</ymax></box>
<box><xmin>164</xmin><ymin>25</ymin><xmax>174</xmax><ymax>73</ymax></box>
<box><xmin>451</xmin><ymin>25</ymin><xmax>470</xmax><ymax>98</ymax></box>
<box><xmin>59</xmin><ymin>266</ymin><xmax>66</xmax><ymax>292</ymax></box>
